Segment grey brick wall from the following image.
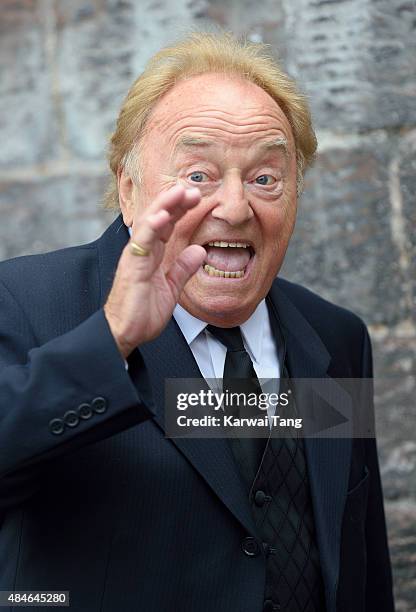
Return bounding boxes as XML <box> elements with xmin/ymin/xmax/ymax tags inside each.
<box><xmin>0</xmin><ymin>0</ymin><xmax>415</xmax><ymax>608</ymax></box>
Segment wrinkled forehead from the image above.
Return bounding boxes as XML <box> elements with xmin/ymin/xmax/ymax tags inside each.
<box><xmin>143</xmin><ymin>73</ymin><xmax>295</xmax><ymax>148</ymax></box>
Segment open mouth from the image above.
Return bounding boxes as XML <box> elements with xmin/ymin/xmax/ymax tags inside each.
<box><xmin>202</xmin><ymin>240</ymin><xmax>255</xmax><ymax>278</ymax></box>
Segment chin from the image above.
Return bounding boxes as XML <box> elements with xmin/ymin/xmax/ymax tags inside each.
<box><xmin>180</xmin><ymin>291</ymin><xmax>259</xmax><ymax>326</ymax></box>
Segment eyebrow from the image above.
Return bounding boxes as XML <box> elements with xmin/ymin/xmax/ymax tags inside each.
<box><xmin>258</xmin><ymin>136</ymin><xmax>289</xmax><ymax>156</ymax></box>
<box><xmin>173</xmin><ymin>134</ymin><xmax>289</xmax><ymax>157</ymax></box>
<box><xmin>173</xmin><ymin>135</ymin><xmax>215</xmax><ymax>155</ymax></box>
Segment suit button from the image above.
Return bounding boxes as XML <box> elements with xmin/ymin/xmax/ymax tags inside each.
<box><xmin>77</xmin><ymin>403</ymin><xmax>93</xmax><ymax>419</ymax></box>
<box><xmin>49</xmin><ymin>418</ymin><xmax>65</xmax><ymax>435</ymax></box>
<box><xmin>262</xmin><ymin>543</ymin><xmax>276</xmax><ymax>557</ymax></box>
<box><xmin>254</xmin><ymin>490</ymin><xmax>267</xmax><ymax>506</ymax></box>
<box><xmin>263</xmin><ymin>600</ymin><xmax>280</xmax><ymax>611</ymax></box>
<box><xmin>63</xmin><ymin>410</ymin><xmax>79</xmax><ymax>428</ymax></box>
<box><xmin>241</xmin><ymin>536</ymin><xmax>260</xmax><ymax>557</ymax></box>
<box><xmin>92</xmin><ymin>397</ymin><xmax>107</xmax><ymax>414</ymax></box>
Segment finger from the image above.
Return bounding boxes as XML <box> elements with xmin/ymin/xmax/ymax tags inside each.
<box><xmin>162</xmin><ymin>187</ymin><xmax>202</xmax><ymax>223</ymax></box>
<box><xmin>146</xmin><ymin>211</ymin><xmax>176</xmax><ymax>245</ymax></box>
<box><xmin>130</xmin><ymin>210</ymin><xmax>171</xmax><ymax>253</ymax></box>
<box><xmin>132</xmin><ymin>186</ymin><xmax>199</xmax><ymax>246</ymax></box>
<box><xmin>153</xmin><ymin>218</ymin><xmax>175</xmax><ymax>244</ymax></box>
<box><xmin>166</xmin><ymin>245</ymin><xmax>206</xmax><ymax>300</ymax></box>
<box><xmin>130</xmin><ymin>186</ymin><xmax>202</xmax><ymax>254</ymax></box>
<box><xmin>147</xmin><ymin>210</ymin><xmax>171</xmax><ymax>232</ymax></box>
<box><xmin>152</xmin><ymin>188</ymin><xmax>202</xmax><ymax>239</ymax></box>
<box><xmin>130</xmin><ymin>208</ymin><xmax>176</xmax><ymax>251</ymax></box>
<box><xmin>133</xmin><ymin>185</ymin><xmax>201</xmax><ymax>229</ymax></box>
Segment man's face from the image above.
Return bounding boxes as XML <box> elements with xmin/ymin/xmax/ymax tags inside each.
<box><xmin>125</xmin><ymin>73</ymin><xmax>298</xmax><ymax>326</ymax></box>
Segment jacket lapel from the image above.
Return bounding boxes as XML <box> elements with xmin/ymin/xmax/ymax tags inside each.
<box><xmin>269</xmin><ymin>282</ymin><xmax>352</xmax><ymax>612</ymax></box>
<box><xmin>96</xmin><ymin>214</ymin><xmax>130</xmax><ymax>306</ymax></box>
<box><xmin>139</xmin><ymin>319</ymin><xmax>257</xmax><ymax>537</ymax></box>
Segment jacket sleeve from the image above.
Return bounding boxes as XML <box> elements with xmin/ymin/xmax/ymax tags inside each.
<box><xmin>0</xmin><ymin>278</ymin><xmax>154</xmax><ymax>510</ymax></box>
<box><xmin>361</xmin><ymin>326</ymin><xmax>395</xmax><ymax>611</ymax></box>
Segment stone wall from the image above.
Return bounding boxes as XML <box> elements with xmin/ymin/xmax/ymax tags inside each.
<box><xmin>0</xmin><ymin>0</ymin><xmax>415</xmax><ymax>608</ymax></box>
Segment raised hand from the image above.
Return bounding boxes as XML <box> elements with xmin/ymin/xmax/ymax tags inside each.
<box><xmin>104</xmin><ymin>185</ymin><xmax>206</xmax><ymax>358</ymax></box>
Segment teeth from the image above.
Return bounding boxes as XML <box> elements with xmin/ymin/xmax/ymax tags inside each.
<box><xmin>207</xmin><ymin>241</ymin><xmax>249</xmax><ymax>248</ymax></box>
<box><xmin>203</xmin><ymin>242</ymin><xmax>251</xmax><ymax>277</ymax></box>
<box><xmin>203</xmin><ymin>264</ymin><xmax>244</xmax><ymax>278</ymax></box>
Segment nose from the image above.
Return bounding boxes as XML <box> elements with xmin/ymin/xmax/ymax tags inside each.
<box><xmin>211</xmin><ymin>174</ymin><xmax>254</xmax><ymax>226</ymax></box>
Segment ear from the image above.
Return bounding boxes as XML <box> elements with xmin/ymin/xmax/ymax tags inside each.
<box><xmin>117</xmin><ymin>167</ymin><xmax>136</xmax><ymax>227</ymax></box>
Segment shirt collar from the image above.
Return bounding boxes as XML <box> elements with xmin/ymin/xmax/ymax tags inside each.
<box><xmin>173</xmin><ymin>303</ymin><xmax>207</xmax><ymax>345</ymax></box>
<box><xmin>173</xmin><ymin>299</ymin><xmax>267</xmax><ymax>364</ymax></box>
<box><xmin>240</xmin><ymin>299</ymin><xmax>267</xmax><ymax>364</ymax></box>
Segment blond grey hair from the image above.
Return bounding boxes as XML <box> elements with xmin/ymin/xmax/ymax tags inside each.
<box><xmin>105</xmin><ymin>31</ymin><xmax>317</xmax><ymax>209</ymax></box>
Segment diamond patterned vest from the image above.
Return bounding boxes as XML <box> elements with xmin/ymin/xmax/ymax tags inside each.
<box><xmin>207</xmin><ymin>302</ymin><xmax>326</xmax><ymax>612</ymax></box>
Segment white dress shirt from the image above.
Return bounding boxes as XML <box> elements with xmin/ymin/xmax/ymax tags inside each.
<box><xmin>173</xmin><ymin>299</ymin><xmax>281</xmax><ymax>420</ymax></box>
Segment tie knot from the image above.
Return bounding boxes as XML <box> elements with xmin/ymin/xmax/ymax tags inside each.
<box><xmin>206</xmin><ymin>325</ymin><xmax>245</xmax><ymax>352</ymax></box>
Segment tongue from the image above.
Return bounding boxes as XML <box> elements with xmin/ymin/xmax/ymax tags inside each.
<box><xmin>205</xmin><ymin>246</ymin><xmax>251</xmax><ymax>272</ymax></box>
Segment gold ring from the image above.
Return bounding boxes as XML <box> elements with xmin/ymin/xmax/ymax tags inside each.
<box><xmin>130</xmin><ymin>241</ymin><xmax>150</xmax><ymax>257</ymax></box>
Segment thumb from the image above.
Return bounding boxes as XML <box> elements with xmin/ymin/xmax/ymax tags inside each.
<box><xmin>166</xmin><ymin>245</ymin><xmax>206</xmax><ymax>300</ymax></box>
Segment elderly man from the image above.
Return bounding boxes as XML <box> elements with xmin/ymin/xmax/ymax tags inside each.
<box><xmin>0</xmin><ymin>33</ymin><xmax>394</xmax><ymax>612</ymax></box>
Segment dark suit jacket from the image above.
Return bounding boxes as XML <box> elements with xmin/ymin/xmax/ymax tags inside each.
<box><xmin>0</xmin><ymin>216</ymin><xmax>394</xmax><ymax>612</ymax></box>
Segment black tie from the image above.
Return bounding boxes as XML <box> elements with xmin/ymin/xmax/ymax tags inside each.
<box><xmin>208</xmin><ymin>323</ymin><xmax>325</xmax><ymax>611</ymax></box>
<box><xmin>206</xmin><ymin>325</ymin><xmax>266</xmax><ymax>485</ymax></box>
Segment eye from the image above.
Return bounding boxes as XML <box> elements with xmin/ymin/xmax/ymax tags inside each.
<box><xmin>254</xmin><ymin>174</ymin><xmax>276</xmax><ymax>186</ymax></box>
<box><xmin>188</xmin><ymin>171</ymin><xmax>209</xmax><ymax>183</ymax></box>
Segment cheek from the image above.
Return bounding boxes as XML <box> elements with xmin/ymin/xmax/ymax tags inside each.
<box><xmin>261</xmin><ymin>205</ymin><xmax>292</xmax><ymax>243</ymax></box>
<box><xmin>256</xmin><ymin>201</ymin><xmax>296</xmax><ymax>270</ymax></box>
<box><xmin>278</xmin><ymin>192</ymin><xmax>297</xmax><ymax>235</ymax></box>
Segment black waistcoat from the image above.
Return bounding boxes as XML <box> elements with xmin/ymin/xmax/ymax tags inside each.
<box><xmin>228</xmin><ymin>297</ymin><xmax>326</xmax><ymax>612</ymax></box>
